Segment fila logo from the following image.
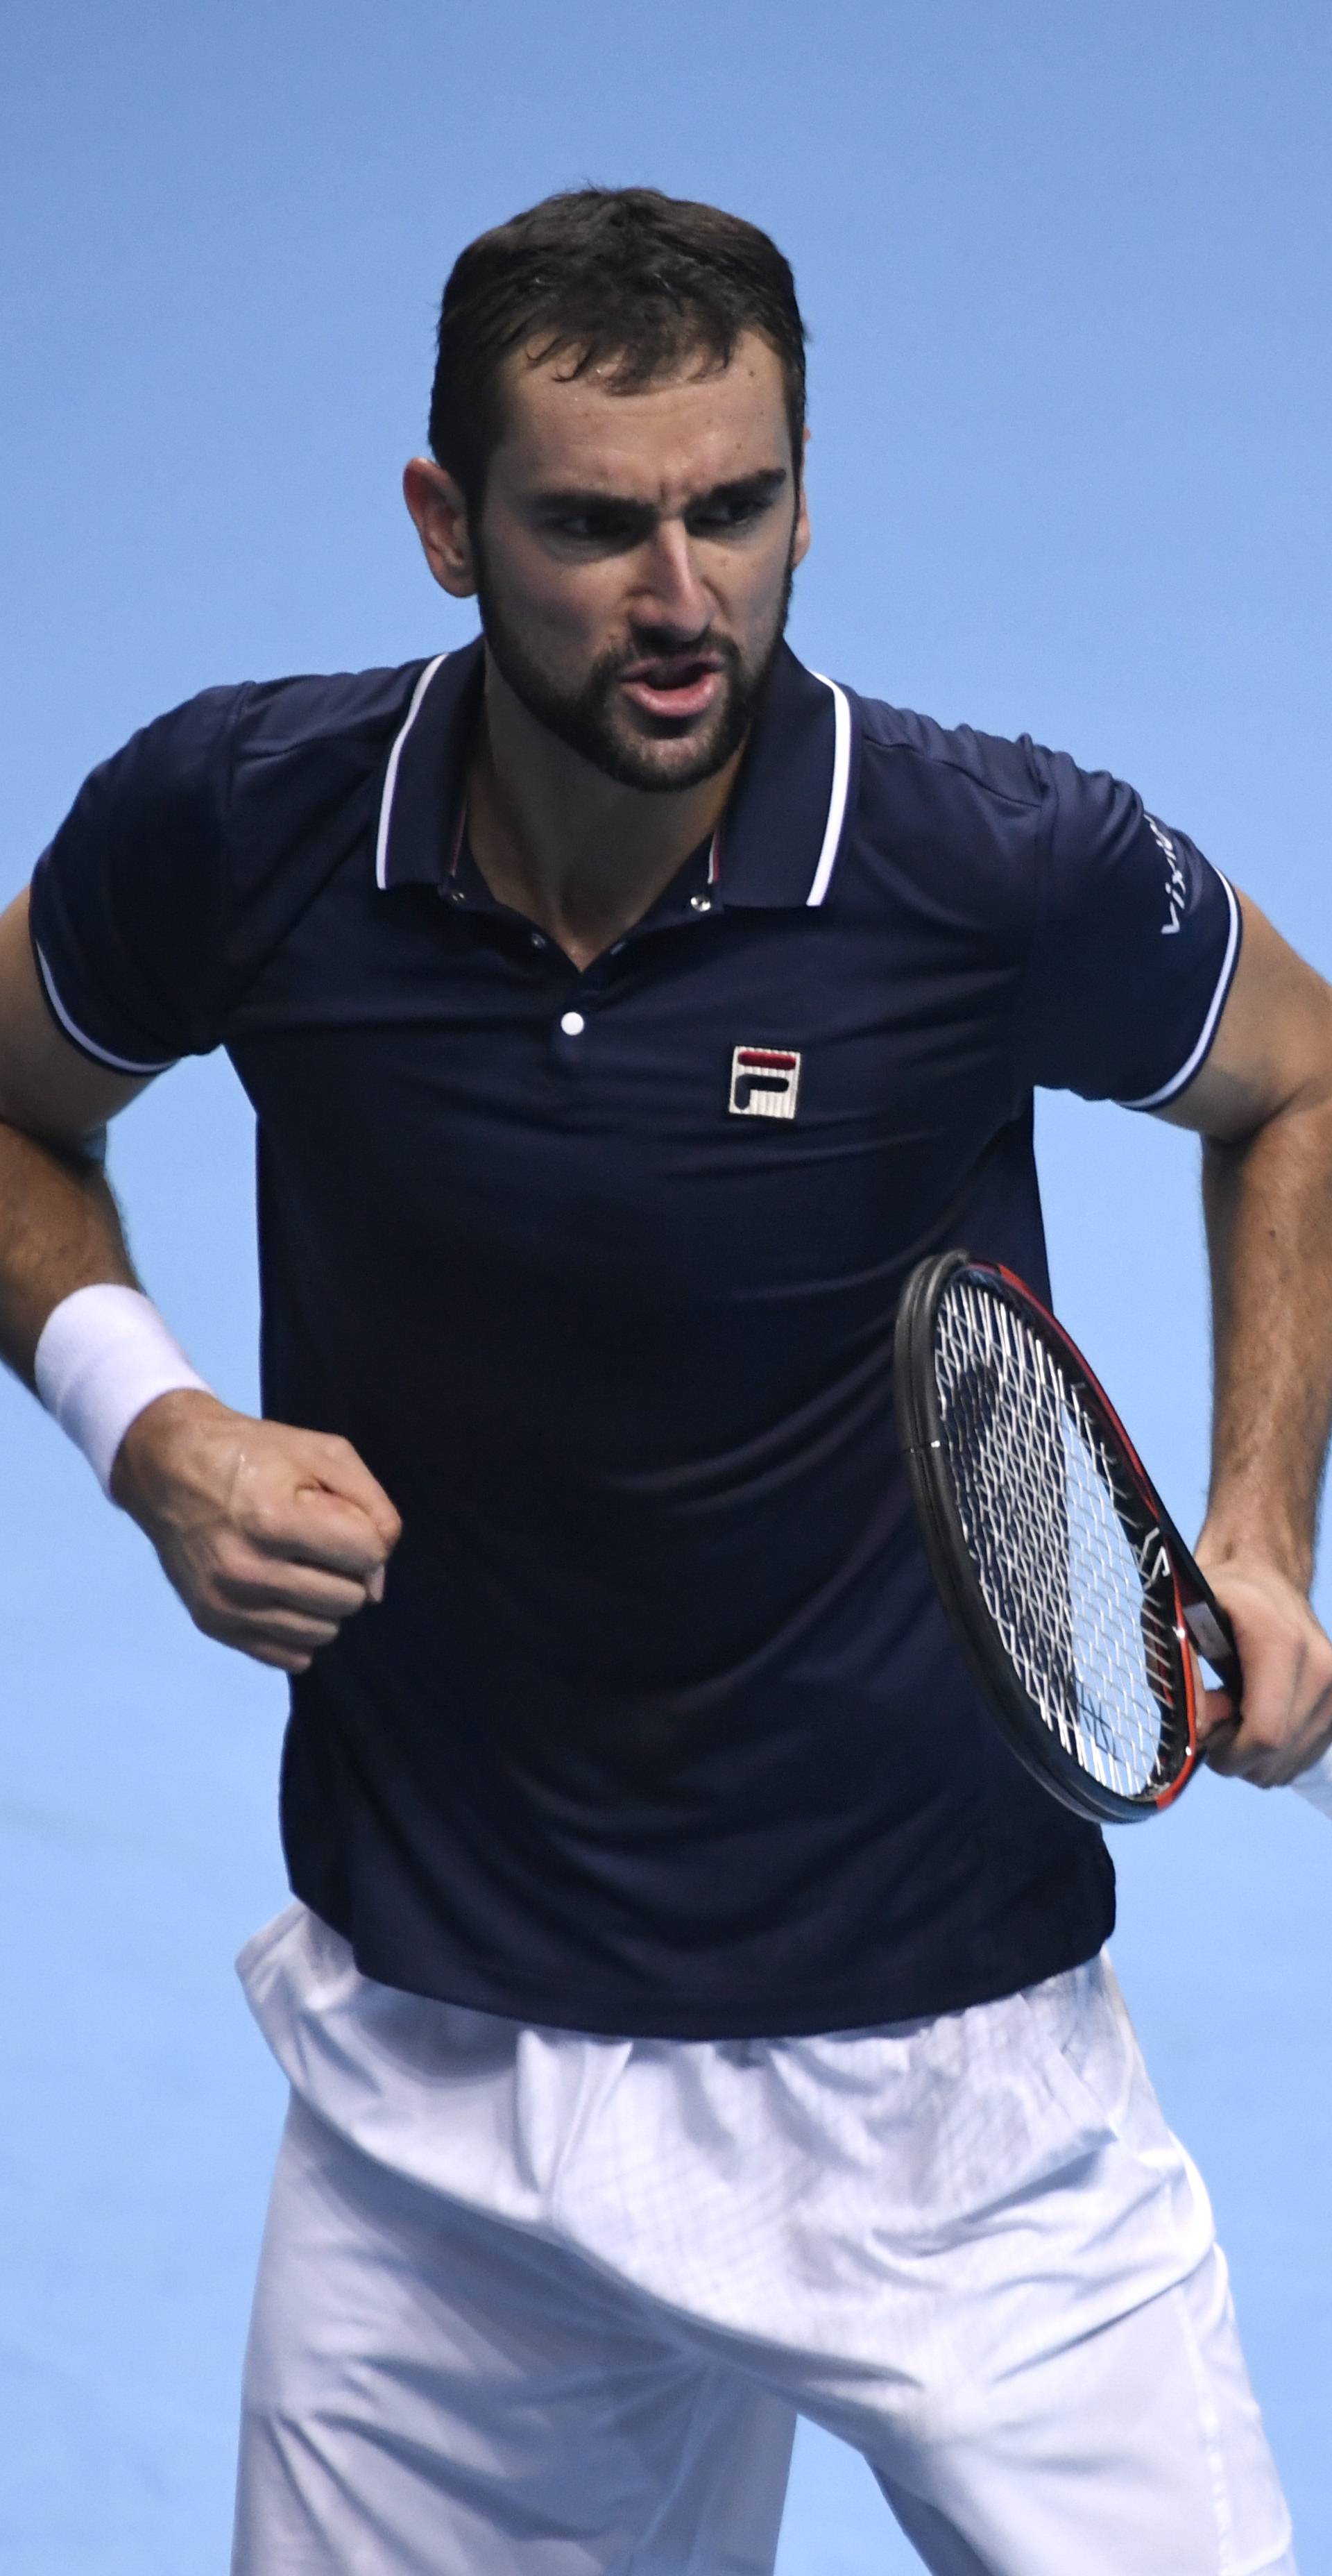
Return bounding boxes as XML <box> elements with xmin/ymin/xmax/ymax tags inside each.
<box><xmin>729</xmin><ymin>1044</ymin><xmax>802</xmax><ymax>1119</ymax></box>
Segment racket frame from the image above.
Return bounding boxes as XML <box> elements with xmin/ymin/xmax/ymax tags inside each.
<box><xmin>895</xmin><ymin>1251</ymin><xmax>1242</xmax><ymax>1824</ymax></box>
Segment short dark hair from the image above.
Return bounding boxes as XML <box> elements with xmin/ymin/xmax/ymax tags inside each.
<box><xmin>428</xmin><ymin>187</ymin><xmax>807</xmax><ymax>510</ymax></box>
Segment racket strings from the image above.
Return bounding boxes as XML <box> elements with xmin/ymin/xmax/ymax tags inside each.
<box><xmin>932</xmin><ymin>1281</ymin><xmax>1182</xmax><ymax>1801</ymax></box>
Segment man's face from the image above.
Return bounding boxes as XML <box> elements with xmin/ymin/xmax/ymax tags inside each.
<box><xmin>466</xmin><ymin>331</ymin><xmax>809</xmax><ymax>790</ymax></box>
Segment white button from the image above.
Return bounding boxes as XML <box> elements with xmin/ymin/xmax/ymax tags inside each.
<box><xmin>530</xmin><ymin>931</ymin><xmax>546</xmax><ymax>948</ymax></box>
<box><xmin>559</xmin><ymin>1010</ymin><xmax>586</xmax><ymax>1036</ymax></box>
<box><xmin>688</xmin><ymin>893</ymin><xmax>712</xmax><ymax>912</ymax></box>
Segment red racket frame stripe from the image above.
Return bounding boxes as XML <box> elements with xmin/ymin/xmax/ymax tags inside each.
<box><xmin>987</xmin><ymin>1264</ymin><xmax>1249</xmax><ymax>1803</ymax></box>
<box><xmin>896</xmin><ymin>1253</ymin><xmax>1243</xmax><ymax>1824</ymax></box>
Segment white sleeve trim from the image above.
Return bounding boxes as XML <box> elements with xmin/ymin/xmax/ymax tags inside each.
<box><xmin>34</xmin><ymin>940</ymin><xmax>176</xmax><ymax>1076</ymax></box>
<box><xmin>375</xmin><ymin>654</ymin><xmax>449</xmax><ymax>889</ymax></box>
<box><xmin>805</xmin><ymin>677</ymin><xmax>852</xmax><ymax>908</ymax></box>
<box><xmin>1119</xmin><ymin>872</ymin><xmax>1242</xmax><ymax>1110</ymax></box>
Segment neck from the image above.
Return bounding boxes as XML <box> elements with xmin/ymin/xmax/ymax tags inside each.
<box><xmin>465</xmin><ymin>652</ymin><xmax>743</xmax><ymax>969</ymax></box>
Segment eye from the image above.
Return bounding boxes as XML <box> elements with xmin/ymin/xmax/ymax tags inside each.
<box><xmin>543</xmin><ymin>505</ymin><xmax>649</xmax><ymax>549</ymax></box>
<box><xmin>687</xmin><ymin>489</ymin><xmax>778</xmax><ymax>537</ymax></box>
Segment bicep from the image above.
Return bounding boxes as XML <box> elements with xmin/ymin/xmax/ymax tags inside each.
<box><xmin>1154</xmin><ymin>890</ymin><xmax>1332</xmax><ymax>1142</ymax></box>
<box><xmin>0</xmin><ymin>888</ymin><xmax>155</xmax><ymax>1143</ymax></box>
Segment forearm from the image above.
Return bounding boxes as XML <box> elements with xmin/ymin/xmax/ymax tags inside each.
<box><xmin>0</xmin><ymin>1115</ymin><xmax>137</xmax><ymax>1387</ymax></box>
<box><xmin>1198</xmin><ymin>1090</ymin><xmax>1332</xmax><ymax>1593</ymax></box>
<box><xmin>0</xmin><ymin>1108</ymin><xmax>398</xmax><ymax>1667</ymax></box>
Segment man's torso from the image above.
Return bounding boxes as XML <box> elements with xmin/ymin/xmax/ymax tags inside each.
<box><xmin>30</xmin><ymin>640</ymin><xmax>1237</xmax><ymax>2031</ymax></box>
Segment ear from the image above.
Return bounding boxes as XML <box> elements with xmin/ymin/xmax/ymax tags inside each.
<box><xmin>402</xmin><ymin>457</ymin><xmax>478</xmax><ymax>599</ymax></box>
<box><xmin>791</xmin><ymin>427</ymin><xmax>812</xmax><ymax>571</ymax></box>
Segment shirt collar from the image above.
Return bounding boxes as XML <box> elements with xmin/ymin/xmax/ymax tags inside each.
<box><xmin>375</xmin><ymin>636</ymin><xmax>858</xmax><ymax>910</ymax></box>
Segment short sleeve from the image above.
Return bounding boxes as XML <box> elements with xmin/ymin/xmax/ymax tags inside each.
<box><xmin>27</xmin><ymin>663</ymin><xmax>409</xmax><ymax>1074</ymax></box>
<box><xmin>1014</xmin><ymin>749</ymin><xmax>1241</xmax><ymax>1107</ymax></box>
<box><xmin>28</xmin><ymin>689</ymin><xmax>241</xmax><ymax>1071</ymax></box>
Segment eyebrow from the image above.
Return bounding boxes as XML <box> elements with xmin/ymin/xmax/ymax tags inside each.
<box><xmin>529</xmin><ymin>466</ymin><xmax>790</xmax><ymax>521</ymax></box>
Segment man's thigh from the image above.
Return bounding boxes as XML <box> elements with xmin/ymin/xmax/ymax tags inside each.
<box><xmin>747</xmin><ymin>1960</ymin><xmax>1295</xmax><ymax>2576</ymax></box>
<box><xmin>232</xmin><ymin>2092</ymin><xmax>796</xmax><ymax>2576</ymax></box>
<box><xmin>858</xmin><ymin>2241</ymin><xmax>1295</xmax><ymax>2576</ymax></box>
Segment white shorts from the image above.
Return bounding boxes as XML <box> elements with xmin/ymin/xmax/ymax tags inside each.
<box><xmin>232</xmin><ymin>1903</ymin><xmax>1294</xmax><ymax>2575</ymax></box>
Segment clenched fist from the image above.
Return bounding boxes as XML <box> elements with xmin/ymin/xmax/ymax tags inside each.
<box><xmin>110</xmin><ymin>1390</ymin><xmax>401</xmax><ymax>1672</ymax></box>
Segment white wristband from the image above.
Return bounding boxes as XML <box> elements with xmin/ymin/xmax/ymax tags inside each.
<box><xmin>33</xmin><ymin>1285</ymin><xmax>214</xmax><ymax>1495</ymax></box>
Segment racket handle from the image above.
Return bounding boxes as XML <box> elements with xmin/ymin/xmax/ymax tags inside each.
<box><xmin>1291</xmin><ymin>1745</ymin><xmax>1332</xmax><ymax>1819</ymax></box>
<box><xmin>1180</xmin><ymin>1595</ymin><xmax>1244</xmax><ymax>1704</ymax></box>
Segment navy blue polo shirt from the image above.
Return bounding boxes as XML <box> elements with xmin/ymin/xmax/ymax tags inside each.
<box><xmin>30</xmin><ymin>641</ymin><xmax>1240</xmax><ymax>2035</ymax></box>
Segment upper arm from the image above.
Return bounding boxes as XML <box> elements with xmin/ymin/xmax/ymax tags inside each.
<box><xmin>1013</xmin><ymin>756</ymin><xmax>1241</xmax><ymax>1110</ymax></box>
<box><xmin>0</xmin><ymin>888</ymin><xmax>154</xmax><ymax>1144</ymax></box>
<box><xmin>1154</xmin><ymin>890</ymin><xmax>1332</xmax><ymax>1142</ymax></box>
<box><xmin>19</xmin><ymin>684</ymin><xmax>242</xmax><ymax>1116</ymax></box>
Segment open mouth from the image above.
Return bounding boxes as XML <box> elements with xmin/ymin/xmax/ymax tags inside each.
<box><xmin>617</xmin><ymin>654</ymin><xmax>725</xmax><ymax>724</ymax></box>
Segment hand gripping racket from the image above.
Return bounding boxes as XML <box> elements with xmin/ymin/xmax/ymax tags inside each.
<box><xmin>895</xmin><ymin>1250</ymin><xmax>1332</xmax><ymax>1824</ymax></box>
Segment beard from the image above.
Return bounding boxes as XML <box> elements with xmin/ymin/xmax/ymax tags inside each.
<box><xmin>472</xmin><ymin>543</ymin><xmax>794</xmax><ymax>793</ymax></box>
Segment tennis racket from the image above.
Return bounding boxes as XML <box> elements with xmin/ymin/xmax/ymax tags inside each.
<box><xmin>895</xmin><ymin>1249</ymin><xmax>1332</xmax><ymax>1825</ymax></box>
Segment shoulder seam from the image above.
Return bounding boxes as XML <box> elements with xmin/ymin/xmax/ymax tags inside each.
<box><xmin>857</xmin><ymin>726</ymin><xmax>1045</xmax><ymax>812</ymax></box>
<box><xmin>222</xmin><ymin>663</ymin><xmax>436</xmax><ymax>763</ymax></box>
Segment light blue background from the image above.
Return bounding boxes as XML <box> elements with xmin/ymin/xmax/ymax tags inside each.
<box><xmin>1</xmin><ymin>4</ymin><xmax>1329</xmax><ymax>2566</ymax></box>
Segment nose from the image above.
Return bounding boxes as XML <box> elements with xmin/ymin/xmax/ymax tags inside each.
<box><xmin>634</xmin><ymin>517</ymin><xmax>711</xmax><ymax>636</ymax></box>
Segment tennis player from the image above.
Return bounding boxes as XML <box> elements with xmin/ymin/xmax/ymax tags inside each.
<box><xmin>3</xmin><ymin>187</ymin><xmax>1331</xmax><ymax>2574</ymax></box>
